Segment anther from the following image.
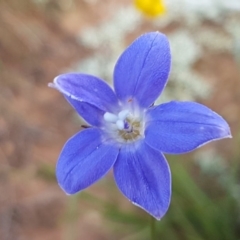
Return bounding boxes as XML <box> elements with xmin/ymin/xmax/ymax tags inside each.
<box><xmin>118</xmin><ymin>110</ymin><xmax>129</xmax><ymax>120</ymax></box>
<box><xmin>116</xmin><ymin>119</ymin><xmax>125</xmax><ymax>130</ymax></box>
<box><xmin>103</xmin><ymin>112</ymin><xmax>118</xmax><ymax>123</ymax></box>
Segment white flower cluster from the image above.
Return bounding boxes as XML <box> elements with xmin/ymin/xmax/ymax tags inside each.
<box><xmin>158</xmin><ymin>30</ymin><xmax>212</xmax><ymax>103</ymax></box>
<box><xmin>75</xmin><ymin>6</ymin><xmax>141</xmax><ymax>82</ymax></box>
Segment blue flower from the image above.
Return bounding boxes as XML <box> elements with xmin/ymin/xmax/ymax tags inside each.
<box><xmin>49</xmin><ymin>32</ymin><xmax>231</xmax><ymax>220</ymax></box>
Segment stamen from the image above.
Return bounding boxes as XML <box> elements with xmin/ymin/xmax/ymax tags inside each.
<box><xmin>116</xmin><ymin>119</ymin><xmax>124</xmax><ymax>130</ymax></box>
<box><xmin>103</xmin><ymin>108</ymin><xmax>144</xmax><ymax>143</ymax></box>
<box><xmin>104</xmin><ymin>112</ymin><xmax>118</xmax><ymax>123</ymax></box>
<box><xmin>118</xmin><ymin>110</ymin><xmax>129</xmax><ymax>120</ymax></box>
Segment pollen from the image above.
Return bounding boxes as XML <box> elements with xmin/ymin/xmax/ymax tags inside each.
<box><xmin>119</xmin><ymin>119</ymin><xmax>142</xmax><ymax>141</ymax></box>
<box><xmin>103</xmin><ymin>110</ymin><xmax>145</xmax><ymax>143</ymax></box>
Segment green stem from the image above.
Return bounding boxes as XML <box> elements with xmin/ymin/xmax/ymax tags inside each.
<box><xmin>150</xmin><ymin>216</ymin><xmax>157</xmax><ymax>240</ymax></box>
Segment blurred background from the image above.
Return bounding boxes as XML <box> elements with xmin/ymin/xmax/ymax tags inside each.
<box><xmin>0</xmin><ymin>0</ymin><xmax>240</xmax><ymax>239</ymax></box>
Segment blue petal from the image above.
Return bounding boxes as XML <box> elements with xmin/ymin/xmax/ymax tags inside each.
<box><xmin>145</xmin><ymin>101</ymin><xmax>232</xmax><ymax>154</ymax></box>
<box><xmin>113</xmin><ymin>32</ymin><xmax>171</xmax><ymax>108</ymax></box>
<box><xmin>56</xmin><ymin>128</ymin><xmax>119</xmax><ymax>194</ymax></box>
<box><xmin>67</xmin><ymin>101</ymin><xmax>105</xmax><ymax>127</ymax></box>
<box><xmin>51</xmin><ymin>73</ymin><xmax>120</xmax><ymax>126</ymax></box>
<box><xmin>113</xmin><ymin>141</ymin><xmax>171</xmax><ymax>220</ymax></box>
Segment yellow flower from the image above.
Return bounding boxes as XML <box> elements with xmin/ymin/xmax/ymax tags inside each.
<box><xmin>134</xmin><ymin>0</ymin><xmax>166</xmax><ymax>17</ymax></box>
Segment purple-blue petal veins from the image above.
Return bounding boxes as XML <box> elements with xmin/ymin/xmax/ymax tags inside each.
<box><xmin>145</xmin><ymin>101</ymin><xmax>232</xmax><ymax>154</ymax></box>
<box><xmin>56</xmin><ymin>128</ymin><xmax>119</xmax><ymax>194</ymax></box>
<box><xmin>114</xmin><ymin>141</ymin><xmax>171</xmax><ymax>220</ymax></box>
<box><xmin>66</xmin><ymin>101</ymin><xmax>105</xmax><ymax>127</ymax></box>
<box><xmin>114</xmin><ymin>32</ymin><xmax>171</xmax><ymax>108</ymax></box>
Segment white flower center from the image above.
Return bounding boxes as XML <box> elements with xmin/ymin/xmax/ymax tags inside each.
<box><xmin>103</xmin><ymin>109</ymin><xmax>145</xmax><ymax>143</ymax></box>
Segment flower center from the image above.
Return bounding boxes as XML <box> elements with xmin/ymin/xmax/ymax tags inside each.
<box><xmin>103</xmin><ymin>109</ymin><xmax>145</xmax><ymax>143</ymax></box>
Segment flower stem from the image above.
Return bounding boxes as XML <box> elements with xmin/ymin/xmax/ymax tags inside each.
<box><xmin>150</xmin><ymin>216</ymin><xmax>157</xmax><ymax>240</ymax></box>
